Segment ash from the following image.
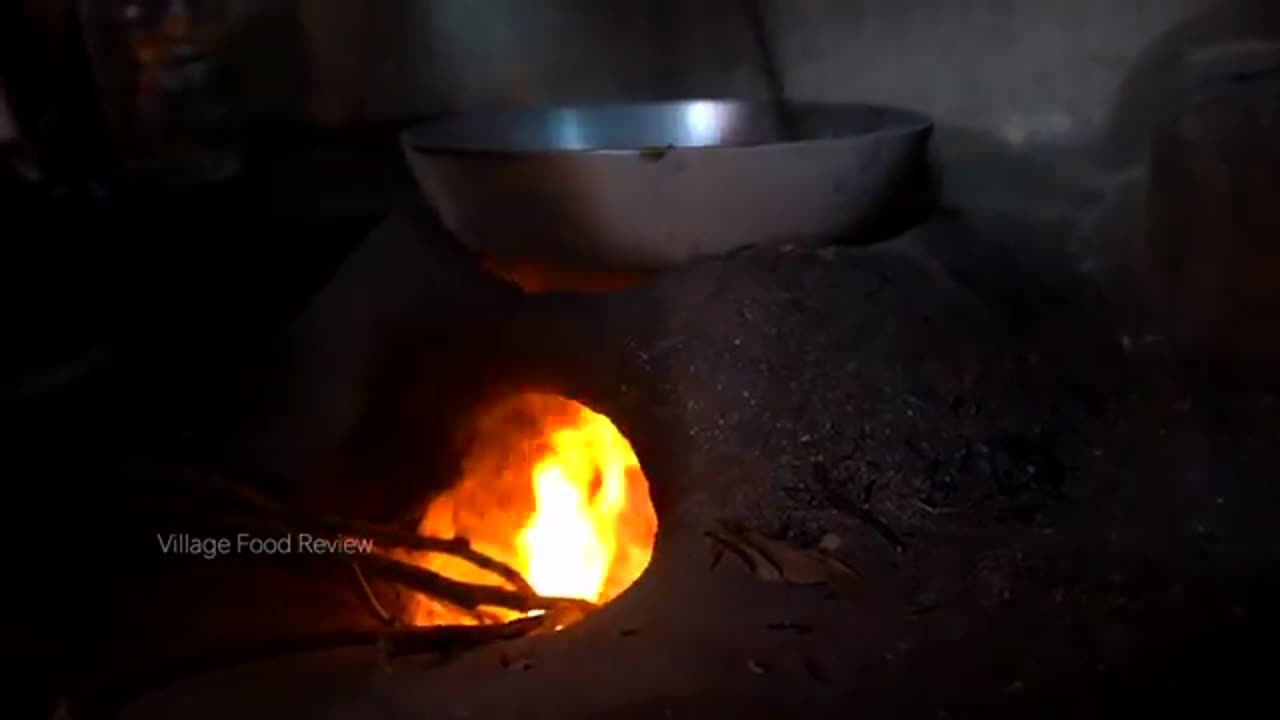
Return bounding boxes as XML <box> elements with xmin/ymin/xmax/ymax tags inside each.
<box><xmin>598</xmin><ymin>218</ymin><xmax>1109</xmax><ymax>550</ymax></box>
<box><xmin>443</xmin><ymin>209</ymin><xmax>1268</xmax><ymax>586</ymax></box>
<box><xmin>296</xmin><ymin>202</ymin><xmax>1278</xmax><ymax>589</ymax></box>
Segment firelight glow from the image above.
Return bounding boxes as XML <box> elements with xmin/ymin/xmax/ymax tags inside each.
<box><xmin>405</xmin><ymin>393</ymin><xmax>657</xmax><ymax>628</ymax></box>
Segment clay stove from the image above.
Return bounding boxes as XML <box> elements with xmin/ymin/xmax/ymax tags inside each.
<box><xmin>68</xmin><ymin>183</ymin><xmax>1276</xmax><ymax>720</ymax></box>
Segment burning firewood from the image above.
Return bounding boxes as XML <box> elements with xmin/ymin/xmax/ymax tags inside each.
<box><xmin>354</xmin><ymin>551</ymin><xmax>597</xmax><ymax>616</ymax></box>
<box><xmin>125</xmin><ymin>390</ymin><xmax>660</xmax><ymax>634</ymax></box>
<box><xmin>127</xmin><ymin>463</ymin><xmax>595</xmax><ymax>623</ymax></box>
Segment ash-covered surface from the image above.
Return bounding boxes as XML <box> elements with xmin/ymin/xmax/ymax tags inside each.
<box><xmin>581</xmin><ymin>218</ymin><xmax>1125</xmax><ymax>553</ymax></box>
<box><xmin>471</xmin><ymin>207</ymin><xmax>1277</xmax><ymax>578</ymax></box>
<box><xmin>109</xmin><ymin>203</ymin><xmax>1280</xmax><ymax>719</ymax></box>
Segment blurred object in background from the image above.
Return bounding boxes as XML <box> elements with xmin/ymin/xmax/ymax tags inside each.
<box><xmin>0</xmin><ymin>81</ymin><xmax>16</xmax><ymax>143</ymax></box>
<box><xmin>0</xmin><ymin>78</ymin><xmax>43</xmax><ymax>185</ymax></box>
<box><xmin>1145</xmin><ymin>42</ymin><xmax>1280</xmax><ymax>364</ymax></box>
<box><xmin>1</xmin><ymin>0</ymin><xmax>114</xmax><ymax>193</ymax></box>
<box><xmin>79</xmin><ymin>0</ymin><xmax>246</xmax><ymax>186</ymax></box>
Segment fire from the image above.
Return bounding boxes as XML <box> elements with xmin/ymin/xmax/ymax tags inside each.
<box><xmin>405</xmin><ymin>393</ymin><xmax>657</xmax><ymax>627</ymax></box>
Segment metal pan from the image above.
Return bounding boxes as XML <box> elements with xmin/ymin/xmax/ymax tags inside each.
<box><xmin>404</xmin><ymin>99</ymin><xmax>933</xmax><ymax>271</ymax></box>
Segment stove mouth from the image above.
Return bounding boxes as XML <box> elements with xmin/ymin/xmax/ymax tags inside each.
<box><xmin>67</xmin><ymin>391</ymin><xmax>662</xmax><ymax>715</ymax></box>
<box><xmin>394</xmin><ymin>391</ymin><xmax>659</xmax><ymax>630</ymax></box>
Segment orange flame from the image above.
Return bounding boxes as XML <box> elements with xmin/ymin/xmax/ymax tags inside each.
<box><xmin>405</xmin><ymin>393</ymin><xmax>657</xmax><ymax>627</ymax></box>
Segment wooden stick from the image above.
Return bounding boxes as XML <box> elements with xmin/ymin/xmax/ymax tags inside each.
<box><xmin>354</xmin><ymin>552</ymin><xmax>596</xmax><ymax>616</ymax></box>
<box><xmin>351</xmin><ymin>562</ymin><xmax>396</xmax><ymax>626</ymax></box>
<box><xmin>132</xmin><ymin>464</ymin><xmax>598</xmax><ymax>618</ymax></box>
<box><xmin>201</xmin><ymin>511</ymin><xmax>570</xmax><ymax>618</ymax></box>
<box><xmin>130</xmin><ymin>463</ymin><xmax>535</xmax><ymax>594</ymax></box>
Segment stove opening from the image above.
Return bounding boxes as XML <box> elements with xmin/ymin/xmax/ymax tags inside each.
<box><xmin>403</xmin><ymin>392</ymin><xmax>658</xmax><ymax>628</ymax></box>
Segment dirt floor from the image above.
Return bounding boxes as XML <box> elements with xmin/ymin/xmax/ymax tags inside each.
<box><xmin>22</xmin><ymin>201</ymin><xmax>1280</xmax><ymax>719</ymax></box>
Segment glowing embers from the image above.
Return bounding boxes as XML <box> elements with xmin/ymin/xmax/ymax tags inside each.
<box><xmin>406</xmin><ymin>393</ymin><xmax>657</xmax><ymax>628</ymax></box>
